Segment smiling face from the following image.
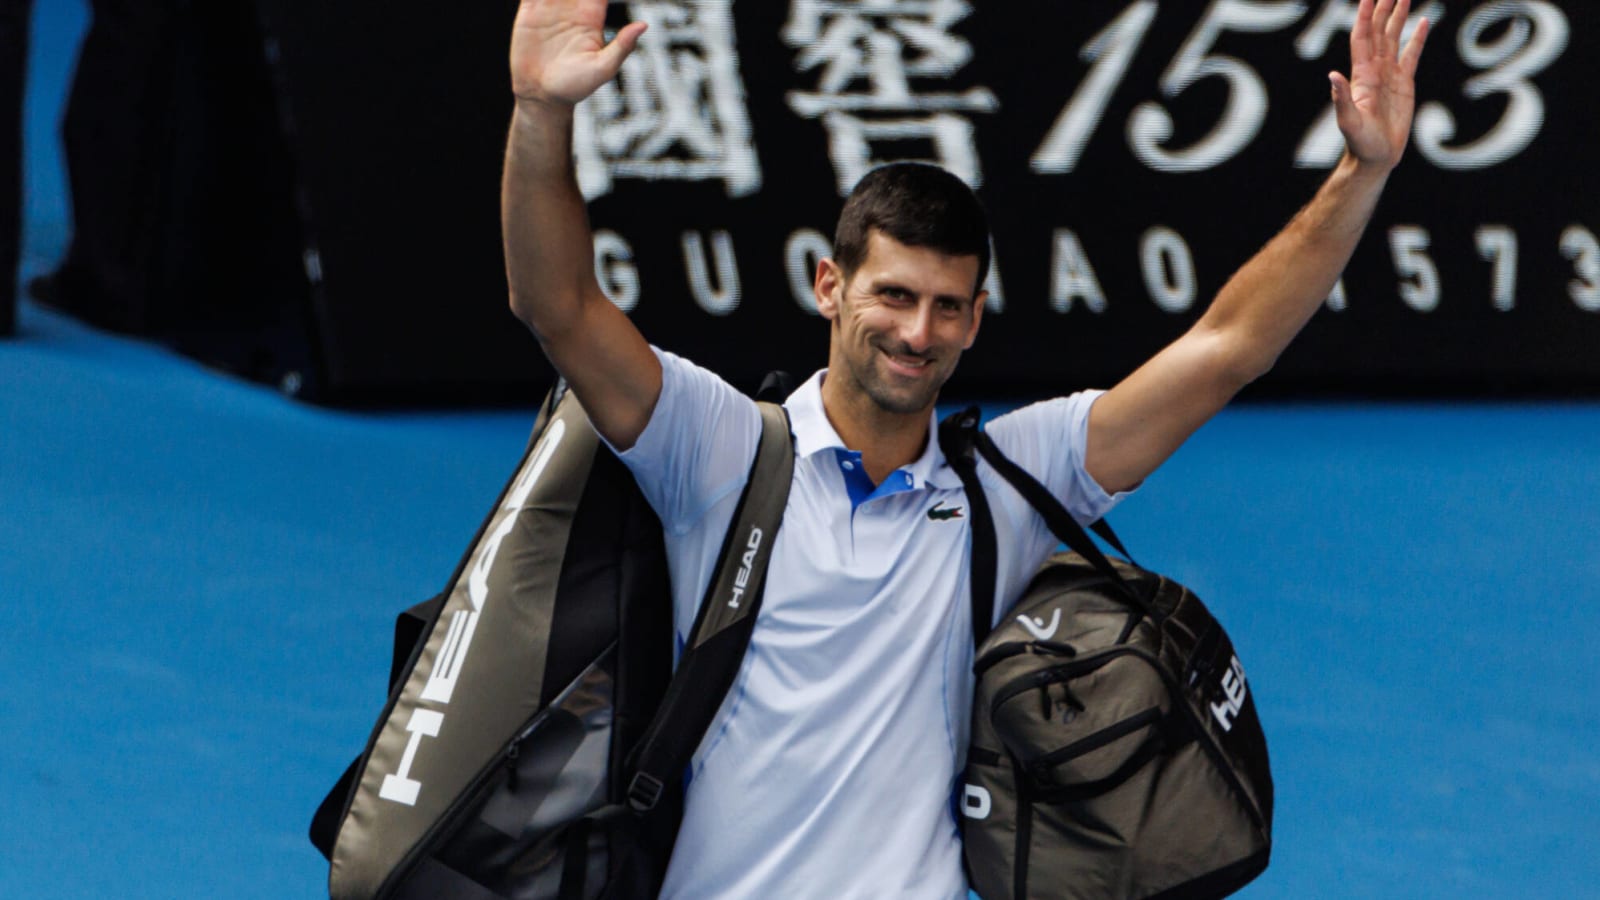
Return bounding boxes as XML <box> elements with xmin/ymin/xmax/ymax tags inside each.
<box><xmin>816</xmin><ymin>229</ymin><xmax>986</xmax><ymax>418</ymax></box>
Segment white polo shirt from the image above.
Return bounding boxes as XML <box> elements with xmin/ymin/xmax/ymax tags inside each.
<box><xmin>614</xmin><ymin>348</ymin><xmax>1127</xmax><ymax>899</ymax></box>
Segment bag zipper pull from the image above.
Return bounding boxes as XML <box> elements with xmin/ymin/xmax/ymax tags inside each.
<box><xmin>505</xmin><ymin>743</ymin><xmax>521</xmax><ymax>792</ymax></box>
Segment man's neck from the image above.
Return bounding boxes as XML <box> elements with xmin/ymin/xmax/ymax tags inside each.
<box><xmin>819</xmin><ymin>374</ymin><xmax>932</xmax><ymax>485</ymax></box>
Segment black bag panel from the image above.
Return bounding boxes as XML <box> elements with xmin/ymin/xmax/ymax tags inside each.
<box><xmin>1144</xmin><ymin>848</ymin><xmax>1270</xmax><ymax>900</ymax></box>
<box><xmin>393</xmin><ymin>595</ymin><xmax>446</xmax><ymax>691</ymax></box>
<box><xmin>390</xmin><ymin>857</ymin><xmax>510</xmax><ymax>900</ymax></box>
<box><xmin>396</xmin><ymin>648</ymin><xmax>623</xmax><ymax>900</ymax></box>
<box><xmin>1162</xmin><ymin>591</ymin><xmax>1275</xmax><ymax>830</ymax></box>
<box><xmin>312</xmin><ymin>755</ymin><xmax>364</xmax><ymax>861</ymax></box>
<box><xmin>384</xmin><ymin>643</ymin><xmax>678</xmax><ymax>900</ymax></box>
<box><xmin>543</xmin><ymin>445</ymin><xmax>661</xmax><ymax>710</ymax></box>
<box><xmin>607</xmin><ymin>477</ymin><xmax>675</xmax><ymax>801</ymax></box>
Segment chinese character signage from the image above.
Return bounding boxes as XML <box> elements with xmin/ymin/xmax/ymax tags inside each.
<box><xmin>571</xmin><ymin>0</ymin><xmax>1599</xmax><ymax>398</ymax></box>
<box><xmin>251</xmin><ymin>0</ymin><xmax>1600</xmax><ymax>401</ymax></box>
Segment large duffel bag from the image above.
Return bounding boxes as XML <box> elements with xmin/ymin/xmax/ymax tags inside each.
<box><xmin>941</xmin><ymin>411</ymin><xmax>1273</xmax><ymax>899</ymax></box>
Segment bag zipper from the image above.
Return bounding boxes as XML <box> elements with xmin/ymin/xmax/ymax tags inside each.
<box><xmin>988</xmin><ymin>645</ymin><xmax>1150</xmax><ymax>720</ymax></box>
<box><xmin>1024</xmin><ymin>705</ymin><xmax>1164</xmax><ymax>773</ymax></box>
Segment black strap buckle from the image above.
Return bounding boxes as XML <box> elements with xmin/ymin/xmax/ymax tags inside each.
<box><xmin>627</xmin><ymin>772</ymin><xmax>665</xmax><ymax>812</ymax></box>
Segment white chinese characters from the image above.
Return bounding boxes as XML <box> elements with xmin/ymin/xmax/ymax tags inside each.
<box><xmin>783</xmin><ymin>0</ymin><xmax>999</xmax><ymax>194</ymax></box>
<box><xmin>574</xmin><ymin>1</ymin><xmax>762</xmax><ymax>200</ymax></box>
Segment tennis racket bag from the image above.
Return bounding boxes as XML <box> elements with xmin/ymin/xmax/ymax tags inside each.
<box><xmin>310</xmin><ymin>381</ymin><xmax>794</xmax><ymax>899</ymax></box>
<box><xmin>942</xmin><ymin>412</ymin><xmax>1273</xmax><ymax>900</ymax></box>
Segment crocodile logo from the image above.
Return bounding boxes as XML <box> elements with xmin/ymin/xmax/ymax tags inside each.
<box><xmin>927</xmin><ymin>502</ymin><xmax>964</xmax><ymax>521</ymax></box>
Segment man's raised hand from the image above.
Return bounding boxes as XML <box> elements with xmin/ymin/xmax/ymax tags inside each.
<box><xmin>511</xmin><ymin>0</ymin><xmax>646</xmax><ymax>108</ymax></box>
<box><xmin>1331</xmin><ymin>0</ymin><xmax>1430</xmax><ymax>170</ymax></box>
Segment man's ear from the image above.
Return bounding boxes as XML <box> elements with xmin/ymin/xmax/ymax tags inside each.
<box><xmin>814</xmin><ymin>257</ymin><xmax>844</xmax><ymax>320</ymax></box>
<box><xmin>963</xmin><ymin>289</ymin><xmax>987</xmax><ymax>350</ymax></box>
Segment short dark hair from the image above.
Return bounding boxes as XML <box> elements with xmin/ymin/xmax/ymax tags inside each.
<box><xmin>832</xmin><ymin>163</ymin><xmax>991</xmax><ymax>295</ymax></box>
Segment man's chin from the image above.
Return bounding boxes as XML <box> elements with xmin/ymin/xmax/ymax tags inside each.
<box><xmin>866</xmin><ymin>377</ymin><xmax>940</xmax><ymax>417</ymax></box>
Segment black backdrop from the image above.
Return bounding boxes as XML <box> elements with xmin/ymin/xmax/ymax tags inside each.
<box><xmin>250</xmin><ymin>0</ymin><xmax>535</xmax><ymax>401</ymax></box>
<box><xmin>230</xmin><ymin>0</ymin><xmax>1600</xmax><ymax>402</ymax></box>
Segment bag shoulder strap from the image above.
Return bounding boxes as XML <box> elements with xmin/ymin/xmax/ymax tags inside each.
<box><xmin>939</xmin><ymin>409</ymin><xmax>999</xmax><ymax>647</ymax></box>
<box><xmin>938</xmin><ymin>407</ymin><xmax>1154</xmax><ymax>647</ymax></box>
<box><xmin>624</xmin><ymin>399</ymin><xmax>795</xmax><ymax>812</ymax></box>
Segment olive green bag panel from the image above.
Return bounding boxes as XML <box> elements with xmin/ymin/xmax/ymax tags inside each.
<box><xmin>329</xmin><ymin>388</ymin><xmax>630</xmax><ymax>898</ymax></box>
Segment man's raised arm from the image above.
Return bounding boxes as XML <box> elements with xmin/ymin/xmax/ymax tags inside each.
<box><xmin>504</xmin><ymin>0</ymin><xmax>659</xmax><ymax>449</ymax></box>
<box><xmin>1084</xmin><ymin>0</ymin><xmax>1430</xmax><ymax>495</ymax></box>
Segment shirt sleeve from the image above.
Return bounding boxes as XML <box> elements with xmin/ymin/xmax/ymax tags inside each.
<box><xmin>984</xmin><ymin>390</ymin><xmax>1133</xmax><ymax>525</ymax></box>
<box><xmin>605</xmin><ymin>347</ymin><xmax>761</xmax><ymax>536</ymax></box>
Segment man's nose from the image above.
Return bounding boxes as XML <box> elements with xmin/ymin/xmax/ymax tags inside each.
<box><xmin>900</xmin><ymin>302</ymin><xmax>935</xmax><ymax>353</ymax></box>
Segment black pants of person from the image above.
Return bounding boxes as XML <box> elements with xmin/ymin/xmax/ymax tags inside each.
<box><xmin>0</xmin><ymin>0</ymin><xmax>31</xmax><ymax>336</ymax></box>
<box><xmin>51</xmin><ymin>0</ymin><xmax>184</xmax><ymax>333</ymax></box>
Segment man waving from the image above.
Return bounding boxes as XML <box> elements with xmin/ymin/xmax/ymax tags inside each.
<box><xmin>501</xmin><ymin>1</ymin><xmax>1428</xmax><ymax>896</ymax></box>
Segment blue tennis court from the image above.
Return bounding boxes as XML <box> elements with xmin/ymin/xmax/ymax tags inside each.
<box><xmin>7</xmin><ymin>3</ymin><xmax>1600</xmax><ymax>898</ymax></box>
<box><xmin>8</xmin><ymin>293</ymin><xmax>1600</xmax><ymax>899</ymax></box>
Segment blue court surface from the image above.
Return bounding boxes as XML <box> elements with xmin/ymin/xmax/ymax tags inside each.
<box><xmin>7</xmin><ymin>4</ymin><xmax>1600</xmax><ymax>899</ymax></box>
<box><xmin>7</xmin><ymin>300</ymin><xmax>1600</xmax><ymax>900</ymax></box>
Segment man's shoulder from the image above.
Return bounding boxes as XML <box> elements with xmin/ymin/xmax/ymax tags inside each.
<box><xmin>622</xmin><ymin>347</ymin><xmax>762</xmax><ymax>467</ymax></box>
<box><xmin>650</xmin><ymin>347</ymin><xmax>758</xmax><ymax>416</ymax></box>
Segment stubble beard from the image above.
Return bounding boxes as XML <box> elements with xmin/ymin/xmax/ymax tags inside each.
<box><xmin>852</xmin><ymin>344</ymin><xmax>950</xmax><ymax>416</ymax></box>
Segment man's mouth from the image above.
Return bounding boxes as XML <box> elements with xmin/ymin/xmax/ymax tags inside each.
<box><xmin>880</xmin><ymin>347</ymin><xmax>933</xmax><ymax>375</ymax></box>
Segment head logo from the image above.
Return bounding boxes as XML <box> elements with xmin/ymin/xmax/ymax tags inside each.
<box><xmin>378</xmin><ymin>419</ymin><xmax>568</xmax><ymax>807</ymax></box>
<box><xmin>1017</xmin><ymin>608</ymin><xmax>1061</xmax><ymax>641</ymax></box>
<box><xmin>1210</xmin><ymin>655</ymin><xmax>1250</xmax><ymax>732</ymax></box>
<box><xmin>726</xmin><ymin>526</ymin><xmax>764</xmax><ymax>609</ymax></box>
<box><xmin>927</xmin><ymin>502</ymin><xmax>964</xmax><ymax>521</ymax></box>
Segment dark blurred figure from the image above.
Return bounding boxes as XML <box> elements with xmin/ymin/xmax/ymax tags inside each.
<box><xmin>39</xmin><ymin>0</ymin><xmax>180</xmax><ymax>333</ymax></box>
<box><xmin>36</xmin><ymin>0</ymin><xmax>308</xmax><ymax>382</ymax></box>
<box><xmin>0</xmin><ymin>0</ymin><xmax>31</xmax><ymax>336</ymax></box>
